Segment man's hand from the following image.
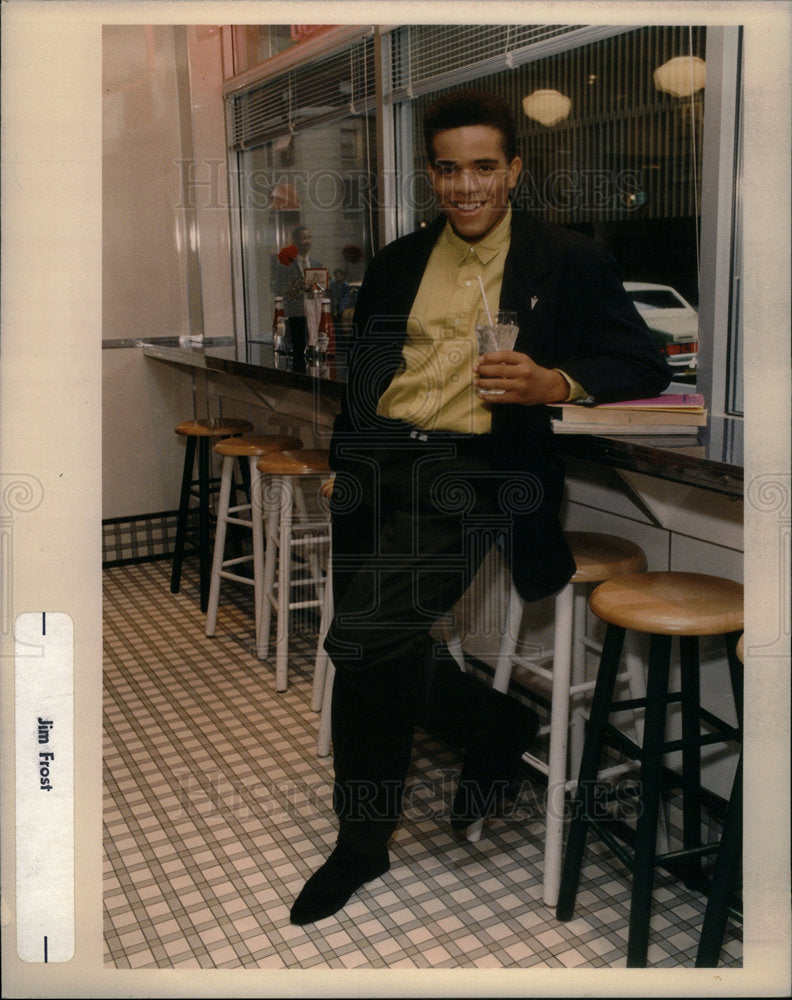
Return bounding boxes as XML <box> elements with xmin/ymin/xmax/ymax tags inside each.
<box><xmin>473</xmin><ymin>350</ymin><xmax>569</xmax><ymax>405</ymax></box>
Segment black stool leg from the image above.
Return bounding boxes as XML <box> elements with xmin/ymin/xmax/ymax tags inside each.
<box><xmin>696</xmin><ymin>632</ymin><xmax>743</xmax><ymax>966</ymax></box>
<box><xmin>556</xmin><ymin>623</ymin><xmax>626</xmax><ymax>921</ymax></box>
<box><xmin>725</xmin><ymin>631</ymin><xmax>744</xmax><ymax>730</ymax></box>
<box><xmin>680</xmin><ymin>635</ymin><xmax>703</xmax><ymax>888</ymax></box>
<box><xmin>171</xmin><ymin>435</ymin><xmax>197</xmax><ymax>595</ymax></box>
<box><xmin>696</xmin><ymin>753</ymin><xmax>742</xmax><ymax>966</ymax></box>
<box><xmin>197</xmin><ymin>437</ymin><xmax>212</xmax><ymax>613</ymax></box>
<box><xmin>627</xmin><ymin>631</ymin><xmax>671</xmax><ymax>968</ymax></box>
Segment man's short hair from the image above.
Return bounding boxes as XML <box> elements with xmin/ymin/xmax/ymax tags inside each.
<box><xmin>291</xmin><ymin>224</ymin><xmax>309</xmax><ymax>241</ymax></box>
<box><xmin>423</xmin><ymin>90</ymin><xmax>518</xmax><ymax>163</ymax></box>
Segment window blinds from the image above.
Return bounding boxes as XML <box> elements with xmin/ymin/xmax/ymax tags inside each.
<box><xmin>227</xmin><ymin>35</ymin><xmax>376</xmax><ymax>151</ymax></box>
<box><xmin>388</xmin><ymin>24</ymin><xmax>633</xmax><ymax>98</ymax></box>
<box><xmin>405</xmin><ymin>25</ymin><xmax>707</xmax><ymax>223</ymax></box>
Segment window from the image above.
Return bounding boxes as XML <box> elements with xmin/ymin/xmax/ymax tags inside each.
<box><xmin>223</xmin><ymin>24</ymin><xmax>744</xmax><ymax>409</ymax></box>
<box><xmin>387</xmin><ymin>24</ymin><xmax>710</xmax><ymax>386</ymax></box>
<box><xmin>226</xmin><ymin>32</ymin><xmax>378</xmax><ymax>346</ymax></box>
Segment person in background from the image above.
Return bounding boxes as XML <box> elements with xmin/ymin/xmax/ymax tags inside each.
<box><xmin>275</xmin><ymin>224</ymin><xmax>322</xmax><ymax>361</ymax></box>
<box><xmin>289</xmin><ymin>89</ymin><xmax>672</xmax><ymax>926</ymax></box>
<box><xmin>329</xmin><ymin>267</ymin><xmax>352</xmax><ymax>327</ymax></box>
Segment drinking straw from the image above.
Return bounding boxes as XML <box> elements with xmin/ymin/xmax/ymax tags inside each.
<box><xmin>477</xmin><ymin>276</ymin><xmax>493</xmax><ymax>326</ymax></box>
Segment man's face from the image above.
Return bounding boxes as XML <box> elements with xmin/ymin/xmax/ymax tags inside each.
<box><xmin>428</xmin><ymin>125</ymin><xmax>521</xmax><ymax>242</ymax></box>
<box><xmin>295</xmin><ymin>229</ymin><xmax>312</xmax><ymax>255</ymax></box>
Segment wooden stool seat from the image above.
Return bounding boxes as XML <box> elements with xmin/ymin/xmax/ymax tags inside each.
<box><xmin>568</xmin><ymin>531</ymin><xmax>647</xmax><ymax>583</ymax></box>
<box><xmin>175</xmin><ymin>418</ymin><xmax>253</xmax><ymax>438</ymax></box>
<box><xmin>590</xmin><ymin>572</ymin><xmax>744</xmax><ymax>636</ymax></box>
<box><xmin>214</xmin><ymin>433</ymin><xmax>302</xmax><ymax>457</ymax></box>
<box><xmin>257</xmin><ymin>449</ymin><xmax>332</xmax><ymax>477</ymax></box>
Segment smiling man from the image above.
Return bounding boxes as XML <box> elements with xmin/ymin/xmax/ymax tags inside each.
<box><xmin>430</xmin><ymin>123</ymin><xmax>522</xmax><ymax>240</ymax></box>
<box><xmin>289</xmin><ymin>90</ymin><xmax>671</xmax><ymax>927</ymax></box>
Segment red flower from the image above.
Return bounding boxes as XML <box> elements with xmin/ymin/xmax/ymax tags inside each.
<box><xmin>342</xmin><ymin>244</ymin><xmax>363</xmax><ymax>263</ymax></box>
<box><xmin>277</xmin><ymin>244</ymin><xmax>299</xmax><ymax>266</ymax></box>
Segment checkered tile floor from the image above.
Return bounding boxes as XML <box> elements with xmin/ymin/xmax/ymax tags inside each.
<box><xmin>102</xmin><ymin>559</ymin><xmax>742</xmax><ymax>969</ymax></box>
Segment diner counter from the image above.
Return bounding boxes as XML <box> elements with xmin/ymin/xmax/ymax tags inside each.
<box><xmin>136</xmin><ymin>336</ymin><xmax>744</xmax><ymax>498</ymax></box>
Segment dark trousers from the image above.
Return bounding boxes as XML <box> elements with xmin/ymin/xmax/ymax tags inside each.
<box><xmin>324</xmin><ymin>430</ymin><xmax>538</xmax><ymax>853</ymax></box>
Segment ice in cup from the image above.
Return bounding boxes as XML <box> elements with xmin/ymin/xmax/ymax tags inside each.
<box><xmin>475</xmin><ymin>309</ymin><xmax>519</xmax><ymax>394</ymax></box>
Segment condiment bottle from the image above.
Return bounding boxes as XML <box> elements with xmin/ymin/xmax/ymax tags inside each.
<box><xmin>272</xmin><ymin>296</ymin><xmax>288</xmax><ymax>354</ymax></box>
<box><xmin>317</xmin><ymin>298</ymin><xmax>335</xmax><ymax>359</ymax></box>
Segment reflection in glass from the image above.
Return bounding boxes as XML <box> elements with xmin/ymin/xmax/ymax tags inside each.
<box><xmin>402</xmin><ymin>26</ymin><xmax>707</xmax><ymax>385</ymax></box>
<box><xmin>235</xmin><ymin>115</ymin><xmax>377</xmax><ymax>351</ymax></box>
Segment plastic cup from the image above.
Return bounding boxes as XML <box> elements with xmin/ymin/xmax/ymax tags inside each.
<box><xmin>475</xmin><ymin>309</ymin><xmax>518</xmax><ymax>394</ymax></box>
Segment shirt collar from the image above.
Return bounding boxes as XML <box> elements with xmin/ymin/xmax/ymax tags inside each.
<box><xmin>443</xmin><ymin>205</ymin><xmax>512</xmax><ymax>266</ymax></box>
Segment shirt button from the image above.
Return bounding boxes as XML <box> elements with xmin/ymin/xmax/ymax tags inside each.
<box><xmin>465</xmin><ymin>279</ymin><xmax>471</xmax><ymax>287</ymax></box>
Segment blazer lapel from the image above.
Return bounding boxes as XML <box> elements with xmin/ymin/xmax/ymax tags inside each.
<box><xmin>499</xmin><ymin>212</ymin><xmax>553</xmax><ymax>354</ymax></box>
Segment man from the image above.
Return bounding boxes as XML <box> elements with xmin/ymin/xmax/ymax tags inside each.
<box><xmin>275</xmin><ymin>224</ymin><xmax>322</xmax><ymax>360</ymax></box>
<box><xmin>290</xmin><ymin>90</ymin><xmax>671</xmax><ymax>925</ymax></box>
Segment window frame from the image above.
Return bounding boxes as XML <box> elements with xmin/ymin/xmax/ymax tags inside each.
<box><xmin>223</xmin><ymin>22</ymin><xmax>745</xmax><ymax>413</ymax></box>
<box><xmin>697</xmin><ymin>25</ymin><xmax>744</xmax><ymax>418</ymax></box>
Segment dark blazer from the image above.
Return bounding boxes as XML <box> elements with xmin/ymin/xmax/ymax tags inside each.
<box><xmin>331</xmin><ymin>211</ymin><xmax>672</xmax><ymax>600</ymax></box>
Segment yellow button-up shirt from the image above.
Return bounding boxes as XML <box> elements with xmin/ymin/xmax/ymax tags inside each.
<box><xmin>377</xmin><ymin>208</ymin><xmax>585</xmax><ymax>434</ymax></box>
<box><xmin>377</xmin><ymin>211</ymin><xmax>512</xmax><ymax>434</ymax></box>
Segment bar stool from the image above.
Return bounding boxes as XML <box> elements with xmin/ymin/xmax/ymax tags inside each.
<box><xmin>257</xmin><ymin>449</ymin><xmax>332</xmax><ymax>692</ymax></box>
<box><xmin>312</xmin><ymin>478</ymin><xmax>467</xmax><ymax>757</ymax></box>
<box><xmin>468</xmin><ymin>532</ymin><xmax>648</xmax><ymax>907</ymax></box>
<box><xmin>204</xmin><ymin>434</ymin><xmax>303</xmax><ymax>647</ymax></box>
<box><xmin>696</xmin><ymin>632</ymin><xmax>744</xmax><ymax>967</ymax></box>
<box><xmin>555</xmin><ymin>571</ymin><xmax>744</xmax><ymax>967</ymax></box>
<box><xmin>170</xmin><ymin>417</ymin><xmax>253</xmax><ymax>612</ymax></box>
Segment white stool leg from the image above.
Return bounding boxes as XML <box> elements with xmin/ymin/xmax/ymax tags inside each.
<box><xmin>248</xmin><ymin>455</ymin><xmax>265</xmax><ymax>654</ymax></box>
<box><xmin>257</xmin><ymin>474</ymin><xmax>280</xmax><ymax>660</ymax></box>
<box><xmin>275</xmin><ymin>476</ymin><xmax>294</xmax><ymax>692</ymax></box>
<box><xmin>544</xmin><ymin>580</ymin><xmax>574</xmax><ymax>908</ymax></box>
<box><xmin>568</xmin><ymin>583</ymin><xmax>589</xmax><ymax>776</ymax></box>
<box><xmin>315</xmin><ymin>538</ymin><xmax>334</xmax><ymax>754</ymax></box>
<box><xmin>443</xmin><ymin>619</ymin><xmax>467</xmax><ymax>672</ymax></box>
<box><xmin>205</xmin><ymin>454</ymin><xmax>234</xmax><ymax>636</ymax></box>
<box><xmin>312</xmin><ymin>548</ymin><xmax>333</xmax><ymax>711</ymax></box>
<box><xmin>492</xmin><ymin>580</ymin><xmax>523</xmax><ymax>694</ymax></box>
<box><xmin>465</xmin><ymin>579</ymin><xmax>524</xmax><ymax>844</ymax></box>
<box><xmin>294</xmin><ymin>482</ymin><xmax>325</xmax><ymax>608</ymax></box>
<box><xmin>467</xmin><ymin>579</ymin><xmax>522</xmax><ymax>843</ymax></box>
<box><xmin>317</xmin><ymin>660</ymin><xmax>335</xmax><ymax>757</ymax></box>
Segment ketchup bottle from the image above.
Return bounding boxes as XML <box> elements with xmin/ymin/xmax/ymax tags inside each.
<box><xmin>272</xmin><ymin>296</ymin><xmax>288</xmax><ymax>354</ymax></box>
<box><xmin>317</xmin><ymin>298</ymin><xmax>335</xmax><ymax>359</ymax></box>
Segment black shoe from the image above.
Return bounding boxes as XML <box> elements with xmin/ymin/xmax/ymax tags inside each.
<box><xmin>289</xmin><ymin>843</ymin><xmax>390</xmax><ymax>925</ymax></box>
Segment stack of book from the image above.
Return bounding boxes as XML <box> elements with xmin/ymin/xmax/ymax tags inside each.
<box><xmin>549</xmin><ymin>393</ymin><xmax>707</xmax><ymax>435</ymax></box>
